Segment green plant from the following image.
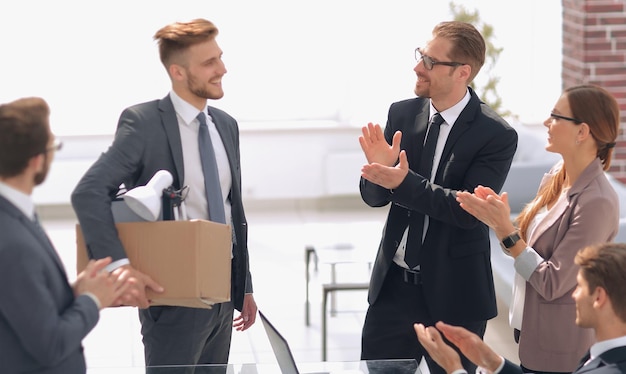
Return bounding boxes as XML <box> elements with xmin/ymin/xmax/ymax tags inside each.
<box><xmin>449</xmin><ymin>2</ymin><xmax>515</xmax><ymax>119</ymax></box>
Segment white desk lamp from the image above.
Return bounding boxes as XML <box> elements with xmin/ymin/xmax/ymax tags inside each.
<box><xmin>123</xmin><ymin>170</ymin><xmax>174</xmax><ymax>221</ymax></box>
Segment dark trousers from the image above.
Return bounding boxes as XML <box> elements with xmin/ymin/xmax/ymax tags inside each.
<box><xmin>139</xmin><ymin>302</ymin><xmax>234</xmax><ymax>373</ymax></box>
<box><xmin>361</xmin><ymin>263</ymin><xmax>487</xmax><ymax>374</ymax></box>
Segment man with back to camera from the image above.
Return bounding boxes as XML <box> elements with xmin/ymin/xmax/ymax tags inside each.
<box><xmin>358</xmin><ymin>21</ymin><xmax>518</xmax><ymax>374</ymax></box>
<box><xmin>71</xmin><ymin>18</ymin><xmax>257</xmax><ymax>368</ymax></box>
<box><xmin>415</xmin><ymin>241</ymin><xmax>626</xmax><ymax>374</ymax></box>
<box><xmin>0</xmin><ymin>97</ymin><xmax>131</xmax><ymax>373</ymax></box>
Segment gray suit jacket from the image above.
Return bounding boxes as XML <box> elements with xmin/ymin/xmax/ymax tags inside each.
<box><xmin>573</xmin><ymin>346</ymin><xmax>626</xmax><ymax>374</ymax></box>
<box><xmin>517</xmin><ymin>158</ymin><xmax>619</xmax><ymax>372</ymax></box>
<box><xmin>0</xmin><ymin>195</ymin><xmax>99</xmax><ymax>373</ymax></box>
<box><xmin>71</xmin><ymin>95</ymin><xmax>252</xmax><ymax>310</ymax></box>
<box><xmin>501</xmin><ymin>345</ymin><xmax>626</xmax><ymax>374</ymax></box>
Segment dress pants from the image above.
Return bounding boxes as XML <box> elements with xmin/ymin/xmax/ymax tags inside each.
<box><xmin>139</xmin><ymin>302</ymin><xmax>234</xmax><ymax>373</ymax></box>
<box><xmin>361</xmin><ymin>263</ymin><xmax>486</xmax><ymax>374</ymax></box>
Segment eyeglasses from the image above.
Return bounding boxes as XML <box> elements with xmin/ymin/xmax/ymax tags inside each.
<box><xmin>550</xmin><ymin>113</ymin><xmax>582</xmax><ymax>125</ymax></box>
<box><xmin>46</xmin><ymin>138</ymin><xmax>63</xmax><ymax>153</ymax></box>
<box><xmin>415</xmin><ymin>48</ymin><xmax>465</xmax><ymax>70</ymax></box>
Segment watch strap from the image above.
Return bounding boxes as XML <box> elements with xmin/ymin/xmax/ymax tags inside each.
<box><xmin>501</xmin><ymin>231</ymin><xmax>521</xmax><ymax>249</ymax></box>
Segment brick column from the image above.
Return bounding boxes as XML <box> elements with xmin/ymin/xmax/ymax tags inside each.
<box><xmin>562</xmin><ymin>0</ymin><xmax>626</xmax><ymax>181</ymax></box>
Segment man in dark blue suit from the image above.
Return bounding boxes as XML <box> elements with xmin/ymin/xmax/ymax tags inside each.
<box><xmin>415</xmin><ymin>242</ymin><xmax>626</xmax><ymax>374</ymax></box>
<box><xmin>358</xmin><ymin>21</ymin><xmax>518</xmax><ymax>374</ymax></box>
<box><xmin>0</xmin><ymin>97</ymin><xmax>130</xmax><ymax>373</ymax></box>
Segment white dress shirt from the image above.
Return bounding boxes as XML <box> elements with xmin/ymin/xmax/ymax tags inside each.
<box><xmin>589</xmin><ymin>335</ymin><xmax>626</xmax><ymax>363</ymax></box>
<box><xmin>169</xmin><ymin>90</ymin><xmax>232</xmax><ymax>226</ymax></box>
<box><xmin>0</xmin><ymin>181</ymin><xmax>35</xmax><ymax>220</ymax></box>
<box><xmin>108</xmin><ymin>91</ymin><xmax>235</xmax><ymax>271</ymax></box>
<box><xmin>394</xmin><ymin>89</ymin><xmax>471</xmax><ymax>269</ymax></box>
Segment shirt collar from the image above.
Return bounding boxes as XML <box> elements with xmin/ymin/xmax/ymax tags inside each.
<box><xmin>429</xmin><ymin>88</ymin><xmax>471</xmax><ymax>126</ymax></box>
<box><xmin>169</xmin><ymin>90</ymin><xmax>207</xmax><ymax>126</ymax></box>
<box><xmin>0</xmin><ymin>181</ymin><xmax>35</xmax><ymax>220</ymax></box>
<box><xmin>590</xmin><ymin>335</ymin><xmax>626</xmax><ymax>360</ymax></box>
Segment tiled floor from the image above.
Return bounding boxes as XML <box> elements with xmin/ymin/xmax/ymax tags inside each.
<box><xmin>41</xmin><ymin>201</ymin><xmax>519</xmax><ymax>372</ymax></box>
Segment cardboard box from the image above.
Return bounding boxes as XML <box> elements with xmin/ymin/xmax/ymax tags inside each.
<box><xmin>76</xmin><ymin>220</ymin><xmax>231</xmax><ymax>309</ymax></box>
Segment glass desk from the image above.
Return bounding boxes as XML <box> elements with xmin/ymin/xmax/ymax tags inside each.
<box><xmin>87</xmin><ymin>359</ymin><xmax>420</xmax><ymax>373</ymax></box>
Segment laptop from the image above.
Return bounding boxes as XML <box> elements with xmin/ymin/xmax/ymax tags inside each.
<box><xmin>259</xmin><ymin>311</ymin><xmax>420</xmax><ymax>374</ymax></box>
<box><xmin>259</xmin><ymin>310</ymin><xmax>331</xmax><ymax>374</ymax></box>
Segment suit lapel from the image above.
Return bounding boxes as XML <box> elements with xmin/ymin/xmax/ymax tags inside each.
<box><xmin>158</xmin><ymin>95</ymin><xmax>185</xmax><ymax>188</ymax></box>
<box><xmin>0</xmin><ymin>196</ymin><xmax>67</xmax><ymax>276</ymax></box>
<box><xmin>408</xmin><ymin>101</ymin><xmax>429</xmax><ymax>167</ymax></box>
<box><xmin>527</xmin><ymin>191</ymin><xmax>570</xmax><ymax>245</ymax></box>
<box><xmin>24</xmin><ymin>215</ymin><xmax>67</xmax><ymax>276</ymax></box>
<box><xmin>208</xmin><ymin>107</ymin><xmax>239</xmax><ymax>193</ymax></box>
<box><xmin>572</xmin><ymin>346</ymin><xmax>626</xmax><ymax>374</ymax></box>
<box><xmin>434</xmin><ymin>90</ymin><xmax>480</xmax><ymax>180</ymax></box>
<box><xmin>208</xmin><ymin>107</ymin><xmax>240</xmax><ymax>246</ymax></box>
<box><xmin>528</xmin><ymin>159</ymin><xmax>605</xmax><ymax>246</ymax></box>
<box><xmin>575</xmin><ymin>358</ymin><xmax>602</xmax><ymax>374</ymax></box>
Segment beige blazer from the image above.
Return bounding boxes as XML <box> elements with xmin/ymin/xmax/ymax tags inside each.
<box><xmin>517</xmin><ymin>158</ymin><xmax>619</xmax><ymax>372</ymax></box>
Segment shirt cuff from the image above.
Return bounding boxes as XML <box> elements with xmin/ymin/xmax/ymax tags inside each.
<box><xmin>493</xmin><ymin>356</ymin><xmax>506</xmax><ymax>374</ymax></box>
<box><xmin>81</xmin><ymin>292</ymin><xmax>102</xmax><ymax>310</ymax></box>
<box><xmin>514</xmin><ymin>246</ymin><xmax>543</xmax><ymax>280</ymax></box>
<box><xmin>105</xmin><ymin>258</ymin><xmax>130</xmax><ymax>273</ymax></box>
<box><xmin>476</xmin><ymin>356</ymin><xmax>505</xmax><ymax>374</ymax></box>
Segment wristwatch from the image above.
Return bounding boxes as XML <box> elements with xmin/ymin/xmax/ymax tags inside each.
<box><xmin>501</xmin><ymin>231</ymin><xmax>521</xmax><ymax>249</ymax></box>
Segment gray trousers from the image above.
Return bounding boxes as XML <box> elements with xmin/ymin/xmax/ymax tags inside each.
<box><xmin>139</xmin><ymin>302</ymin><xmax>235</xmax><ymax>369</ymax></box>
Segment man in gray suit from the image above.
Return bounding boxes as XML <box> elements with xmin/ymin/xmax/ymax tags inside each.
<box><xmin>414</xmin><ymin>242</ymin><xmax>626</xmax><ymax>374</ymax></box>
<box><xmin>0</xmin><ymin>97</ymin><xmax>130</xmax><ymax>373</ymax></box>
<box><xmin>71</xmin><ymin>18</ymin><xmax>257</xmax><ymax>367</ymax></box>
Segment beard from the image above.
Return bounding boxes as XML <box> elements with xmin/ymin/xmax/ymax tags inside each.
<box><xmin>186</xmin><ymin>72</ymin><xmax>224</xmax><ymax>100</ymax></box>
<box><xmin>34</xmin><ymin>154</ymin><xmax>50</xmax><ymax>186</ymax></box>
<box><xmin>414</xmin><ymin>79</ymin><xmax>431</xmax><ymax>98</ymax></box>
<box><xmin>414</xmin><ymin>86</ymin><xmax>431</xmax><ymax>98</ymax></box>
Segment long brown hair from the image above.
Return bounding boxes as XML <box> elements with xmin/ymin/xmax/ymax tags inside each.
<box><xmin>516</xmin><ymin>85</ymin><xmax>619</xmax><ymax>240</ymax></box>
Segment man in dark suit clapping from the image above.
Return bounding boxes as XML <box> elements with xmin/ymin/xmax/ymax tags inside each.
<box><xmin>358</xmin><ymin>21</ymin><xmax>518</xmax><ymax>374</ymax></box>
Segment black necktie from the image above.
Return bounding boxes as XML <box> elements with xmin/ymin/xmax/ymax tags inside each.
<box><xmin>418</xmin><ymin>113</ymin><xmax>444</xmax><ymax>180</ymax></box>
<box><xmin>197</xmin><ymin>112</ymin><xmax>226</xmax><ymax>224</ymax></box>
<box><xmin>404</xmin><ymin>113</ymin><xmax>444</xmax><ymax>269</ymax></box>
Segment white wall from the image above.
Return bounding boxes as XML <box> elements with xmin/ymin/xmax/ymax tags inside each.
<box><xmin>32</xmin><ymin>126</ymin><xmax>367</xmax><ymax>205</ymax></box>
<box><xmin>4</xmin><ymin>0</ymin><xmax>564</xmax><ymax>206</ymax></box>
<box><xmin>1</xmin><ymin>0</ymin><xmax>562</xmax><ymax>136</ymax></box>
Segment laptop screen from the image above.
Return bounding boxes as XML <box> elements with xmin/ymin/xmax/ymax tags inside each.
<box><xmin>259</xmin><ymin>310</ymin><xmax>301</xmax><ymax>374</ymax></box>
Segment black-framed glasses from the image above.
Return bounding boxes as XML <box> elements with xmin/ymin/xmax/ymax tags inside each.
<box><xmin>46</xmin><ymin>138</ymin><xmax>63</xmax><ymax>153</ymax></box>
<box><xmin>550</xmin><ymin>113</ymin><xmax>582</xmax><ymax>124</ymax></box>
<box><xmin>415</xmin><ymin>47</ymin><xmax>465</xmax><ymax>70</ymax></box>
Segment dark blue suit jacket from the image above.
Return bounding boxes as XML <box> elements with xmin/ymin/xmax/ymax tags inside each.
<box><xmin>361</xmin><ymin>87</ymin><xmax>518</xmax><ymax>323</ymax></box>
<box><xmin>71</xmin><ymin>95</ymin><xmax>252</xmax><ymax>310</ymax></box>
<box><xmin>0</xmin><ymin>195</ymin><xmax>99</xmax><ymax>373</ymax></box>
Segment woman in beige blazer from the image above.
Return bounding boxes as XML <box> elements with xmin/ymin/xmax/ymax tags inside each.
<box><xmin>456</xmin><ymin>84</ymin><xmax>621</xmax><ymax>374</ymax></box>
